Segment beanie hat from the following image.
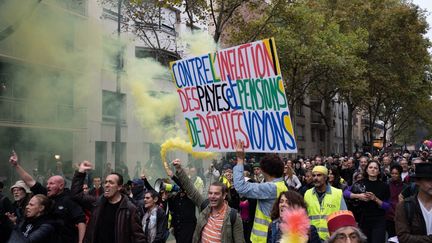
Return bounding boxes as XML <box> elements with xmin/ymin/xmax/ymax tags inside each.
<box><xmin>327</xmin><ymin>210</ymin><xmax>357</xmax><ymax>235</ymax></box>
<box><xmin>312</xmin><ymin>165</ymin><xmax>328</xmax><ymax>176</ymax></box>
<box><xmin>131</xmin><ymin>178</ymin><xmax>144</xmax><ymax>186</ymax></box>
<box><xmin>10</xmin><ymin>180</ymin><xmax>31</xmax><ymax>194</ymax></box>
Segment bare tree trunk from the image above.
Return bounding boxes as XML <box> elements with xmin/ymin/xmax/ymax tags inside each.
<box><xmin>368</xmin><ymin>106</ymin><xmax>374</xmax><ymax>154</ymax></box>
<box><xmin>324</xmin><ymin>100</ymin><xmax>333</xmax><ymax>154</ymax></box>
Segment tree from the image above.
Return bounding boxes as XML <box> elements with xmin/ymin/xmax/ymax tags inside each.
<box><xmin>358</xmin><ymin>0</ymin><xmax>431</xmax><ymax>152</ymax></box>
<box><xmin>227</xmin><ymin>0</ymin><xmax>368</xmax><ymax>154</ymax></box>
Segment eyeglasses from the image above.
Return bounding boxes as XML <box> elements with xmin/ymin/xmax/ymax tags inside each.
<box><xmin>335</xmin><ymin>232</ymin><xmax>359</xmax><ymax>241</ymax></box>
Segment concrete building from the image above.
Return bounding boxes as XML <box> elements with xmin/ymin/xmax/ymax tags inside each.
<box><xmin>0</xmin><ymin>0</ymin><xmax>199</xmax><ymax>186</ymax></box>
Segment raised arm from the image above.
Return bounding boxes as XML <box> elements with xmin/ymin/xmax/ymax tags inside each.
<box><xmin>232</xmin><ymin>140</ymin><xmax>278</xmax><ymax>199</ymax></box>
<box><xmin>173</xmin><ymin>159</ymin><xmax>205</xmax><ymax>207</ymax></box>
<box><xmin>140</xmin><ymin>171</ymin><xmax>154</xmax><ymax>191</ymax></box>
<box><xmin>9</xmin><ymin>152</ymin><xmax>36</xmax><ymax>188</ymax></box>
<box><xmin>71</xmin><ymin>161</ymin><xmax>97</xmax><ymax>209</ymax></box>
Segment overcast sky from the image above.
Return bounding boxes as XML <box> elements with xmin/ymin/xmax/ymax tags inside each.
<box><xmin>413</xmin><ymin>0</ymin><xmax>432</xmax><ymax>40</ymax></box>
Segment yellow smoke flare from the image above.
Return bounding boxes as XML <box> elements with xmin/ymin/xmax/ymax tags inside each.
<box><xmin>160</xmin><ymin>137</ymin><xmax>216</xmax><ymax>175</ymax></box>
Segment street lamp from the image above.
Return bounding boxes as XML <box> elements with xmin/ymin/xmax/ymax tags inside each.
<box><xmin>114</xmin><ymin>0</ymin><xmax>123</xmax><ymax>167</ymax></box>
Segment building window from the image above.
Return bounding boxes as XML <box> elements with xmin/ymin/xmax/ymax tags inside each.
<box><xmin>102</xmin><ymin>90</ymin><xmax>126</xmax><ymax>122</ymax></box>
<box><xmin>147</xmin><ymin>91</ymin><xmax>175</xmax><ymax>126</ymax></box>
<box><xmin>110</xmin><ymin>142</ymin><xmax>127</xmax><ymax>164</ymax></box>
<box><xmin>295</xmin><ymin>103</ymin><xmax>304</xmax><ymax>116</ymax></box>
<box><xmin>319</xmin><ymin>129</ymin><xmax>325</xmax><ymax>142</ymax></box>
<box><xmin>296</xmin><ymin>124</ymin><xmax>305</xmax><ymax>141</ymax></box>
<box><xmin>311</xmin><ymin>128</ymin><xmax>316</xmax><ymax>142</ymax></box>
<box><xmin>135</xmin><ymin>47</ymin><xmax>179</xmax><ymax>68</ymax></box>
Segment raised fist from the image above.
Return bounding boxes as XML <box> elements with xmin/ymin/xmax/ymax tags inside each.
<box><xmin>9</xmin><ymin>151</ymin><xmax>18</xmax><ymax>167</ymax></box>
<box><xmin>78</xmin><ymin>160</ymin><xmax>93</xmax><ymax>173</ymax></box>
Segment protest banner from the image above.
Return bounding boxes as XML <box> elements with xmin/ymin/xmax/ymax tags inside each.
<box><xmin>170</xmin><ymin>38</ymin><xmax>297</xmax><ymax>153</ymax></box>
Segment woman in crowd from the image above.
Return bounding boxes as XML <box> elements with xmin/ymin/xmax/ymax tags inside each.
<box><xmin>267</xmin><ymin>190</ymin><xmax>320</xmax><ymax>243</ymax></box>
<box><xmin>6</xmin><ymin>194</ymin><xmax>59</xmax><ymax>243</ymax></box>
<box><xmin>328</xmin><ymin>166</ymin><xmax>347</xmax><ymax>190</ymax></box>
<box><xmin>284</xmin><ymin>164</ymin><xmax>302</xmax><ymax>190</ymax></box>
<box><xmin>385</xmin><ymin>164</ymin><xmax>404</xmax><ymax>238</ymax></box>
<box><xmin>345</xmin><ymin>161</ymin><xmax>390</xmax><ymax>243</ymax></box>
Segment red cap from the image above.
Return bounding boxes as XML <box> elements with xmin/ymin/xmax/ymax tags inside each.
<box><xmin>327</xmin><ymin>210</ymin><xmax>357</xmax><ymax>235</ymax></box>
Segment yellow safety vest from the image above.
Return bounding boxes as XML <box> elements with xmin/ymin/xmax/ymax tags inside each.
<box><xmin>251</xmin><ymin>180</ymin><xmax>288</xmax><ymax>243</ymax></box>
<box><xmin>220</xmin><ymin>176</ymin><xmax>232</xmax><ymax>189</ymax></box>
<box><xmin>304</xmin><ymin>186</ymin><xmax>342</xmax><ymax>240</ymax></box>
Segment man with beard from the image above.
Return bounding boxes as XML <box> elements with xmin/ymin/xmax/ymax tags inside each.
<box><xmin>395</xmin><ymin>163</ymin><xmax>432</xmax><ymax>242</ymax></box>
<box><xmin>9</xmin><ymin>152</ymin><xmax>86</xmax><ymax>243</ymax></box>
<box><xmin>304</xmin><ymin>166</ymin><xmax>347</xmax><ymax>241</ymax></box>
<box><xmin>10</xmin><ymin>180</ymin><xmax>32</xmax><ymax>223</ymax></box>
<box><xmin>71</xmin><ymin>161</ymin><xmax>146</xmax><ymax>243</ymax></box>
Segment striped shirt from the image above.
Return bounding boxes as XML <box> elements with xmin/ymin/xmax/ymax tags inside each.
<box><xmin>201</xmin><ymin>203</ymin><xmax>228</xmax><ymax>243</ymax></box>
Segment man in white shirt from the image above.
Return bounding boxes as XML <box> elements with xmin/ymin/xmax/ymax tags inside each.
<box><xmin>400</xmin><ymin>158</ymin><xmax>410</xmax><ymax>182</ymax></box>
<box><xmin>395</xmin><ymin>163</ymin><xmax>432</xmax><ymax>242</ymax></box>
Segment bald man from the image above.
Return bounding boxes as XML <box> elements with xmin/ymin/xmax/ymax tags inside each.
<box><xmin>9</xmin><ymin>152</ymin><xmax>86</xmax><ymax>243</ymax></box>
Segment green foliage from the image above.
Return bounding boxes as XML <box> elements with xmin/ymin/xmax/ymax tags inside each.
<box><xmin>227</xmin><ymin>0</ymin><xmax>432</xmax><ymax>150</ymax></box>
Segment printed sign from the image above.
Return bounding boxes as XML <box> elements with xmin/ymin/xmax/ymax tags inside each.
<box><xmin>170</xmin><ymin>38</ymin><xmax>297</xmax><ymax>153</ymax></box>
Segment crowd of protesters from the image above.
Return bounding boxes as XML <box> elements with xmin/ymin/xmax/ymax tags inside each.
<box><xmin>1</xmin><ymin>144</ymin><xmax>432</xmax><ymax>243</ymax></box>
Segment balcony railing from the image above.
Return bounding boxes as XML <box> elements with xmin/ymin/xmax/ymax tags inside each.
<box><xmin>0</xmin><ymin>97</ymin><xmax>86</xmax><ymax>130</ymax></box>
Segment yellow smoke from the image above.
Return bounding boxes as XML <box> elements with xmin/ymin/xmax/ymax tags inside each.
<box><xmin>125</xmin><ymin>57</ymin><xmax>182</xmax><ymax>140</ymax></box>
<box><xmin>125</xmin><ymin>31</ymin><xmax>219</xmax><ymax>169</ymax></box>
<box><xmin>160</xmin><ymin>137</ymin><xmax>216</xmax><ymax>174</ymax></box>
<box><xmin>179</xmin><ymin>31</ymin><xmax>218</xmax><ymax>56</ymax></box>
<box><xmin>125</xmin><ymin>31</ymin><xmax>217</xmax><ymax>142</ymax></box>
<box><xmin>0</xmin><ymin>0</ymin><xmax>104</xmax><ymax>164</ymax></box>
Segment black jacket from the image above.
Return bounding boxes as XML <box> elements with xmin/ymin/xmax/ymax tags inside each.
<box><xmin>71</xmin><ymin>171</ymin><xmax>147</xmax><ymax>243</ymax></box>
<box><xmin>7</xmin><ymin>215</ymin><xmax>60</xmax><ymax>243</ymax></box>
<box><xmin>0</xmin><ymin>193</ymin><xmax>14</xmax><ymax>243</ymax></box>
<box><xmin>30</xmin><ymin>183</ymin><xmax>85</xmax><ymax>243</ymax></box>
<box><xmin>142</xmin><ymin>207</ymin><xmax>167</xmax><ymax>243</ymax></box>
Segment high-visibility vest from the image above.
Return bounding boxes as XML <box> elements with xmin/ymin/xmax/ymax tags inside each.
<box><xmin>304</xmin><ymin>186</ymin><xmax>342</xmax><ymax>240</ymax></box>
<box><xmin>250</xmin><ymin>181</ymin><xmax>288</xmax><ymax>243</ymax></box>
<box><xmin>220</xmin><ymin>176</ymin><xmax>232</xmax><ymax>189</ymax></box>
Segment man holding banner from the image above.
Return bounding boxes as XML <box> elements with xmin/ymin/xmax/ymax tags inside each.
<box><xmin>233</xmin><ymin>140</ymin><xmax>288</xmax><ymax>243</ymax></box>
